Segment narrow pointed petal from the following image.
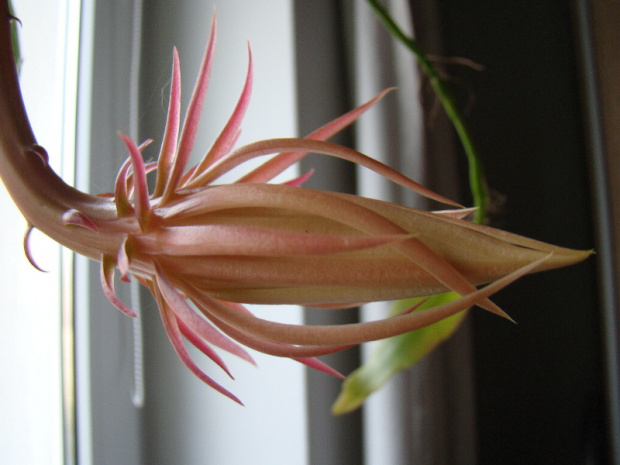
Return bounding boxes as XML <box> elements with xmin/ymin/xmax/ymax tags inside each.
<box><xmin>154</xmin><ymin>287</ymin><xmax>243</xmax><ymax>405</ymax></box>
<box><xmin>114</xmin><ymin>158</ymin><xmax>134</xmax><ymax>217</ymax></box>
<box><xmin>186</xmin><ymin>45</ymin><xmax>253</xmax><ymax>182</ymax></box>
<box><xmin>237</xmin><ymin>89</ymin><xmax>393</xmax><ymax>184</ymax></box>
<box><xmin>176</xmin><ymin>317</ymin><xmax>235</xmax><ymax>379</ymax></box>
<box><xmin>154</xmin><ymin>263</ymin><xmax>255</xmax><ymax>365</ymax></box>
<box><xmin>120</xmin><ymin>133</ymin><xmax>151</xmax><ymax>230</ymax></box>
<box><xmin>184</xmin><ymin>256</ymin><xmax>548</xmax><ymax>347</ymax></box>
<box><xmin>116</xmin><ymin>141</ymin><xmax>155</xmax><ymax>215</ymax></box>
<box><xmin>100</xmin><ymin>255</ymin><xmax>137</xmax><ymax>318</ymax></box>
<box><xmin>153</xmin><ymin>48</ymin><xmax>182</xmax><ymax>197</ymax></box>
<box><xmin>295</xmin><ymin>357</ymin><xmax>345</xmax><ymax>379</ymax></box>
<box><xmin>185</xmin><ymin>138</ymin><xmax>460</xmax><ymax>207</ymax></box>
<box><xmin>126</xmin><ymin>161</ymin><xmax>158</xmax><ymax>202</ymax></box>
<box><xmin>162</xmin><ymin>15</ymin><xmax>217</xmax><ymax>201</ymax></box>
<box><xmin>282</xmin><ymin>169</ymin><xmax>314</xmax><ymax>187</ymax></box>
<box><xmin>202</xmin><ymin>305</ymin><xmax>353</xmax><ymax>358</ymax></box>
<box><xmin>138</xmin><ymin>138</ymin><xmax>154</xmax><ymax>151</ymax></box>
<box><xmin>341</xmin><ymin>192</ymin><xmax>594</xmax><ymax>273</ymax></box>
<box><xmin>116</xmin><ymin>237</ymin><xmax>131</xmax><ymax>281</ymax></box>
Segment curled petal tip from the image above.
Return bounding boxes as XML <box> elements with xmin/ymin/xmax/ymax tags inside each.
<box><xmin>101</xmin><ymin>256</ymin><xmax>138</xmax><ymax>318</ymax></box>
<box><xmin>23</xmin><ymin>226</ymin><xmax>47</xmax><ymax>272</ymax></box>
<box><xmin>282</xmin><ymin>169</ymin><xmax>314</xmax><ymax>187</ymax></box>
<box><xmin>296</xmin><ymin>358</ymin><xmax>346</xmax><ymax>380</ymax></box>
<box><xmin>61</xmin><ymin>209</ymin><xmax>98</xmax><ymax>232</ymax></box>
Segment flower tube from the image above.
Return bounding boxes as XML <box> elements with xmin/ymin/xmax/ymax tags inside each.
<box><xmin>0</xmin><ymin>6</ymin><xmax>590</xmax><ymax>404</ymax></box>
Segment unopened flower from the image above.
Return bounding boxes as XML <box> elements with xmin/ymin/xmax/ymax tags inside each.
<box><xmin>0</xmin><ymin>10</ymin><xmax>590</xmax><ymax>404</ymax></box>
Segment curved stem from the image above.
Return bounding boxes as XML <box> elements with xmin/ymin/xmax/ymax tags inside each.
<box><xmin>0</xmin><ymin>3</ymin><xmax>128</xmax><ymax>258</ymax></box>
<box><xmin>365</xmin><ymin>0</ymin><xmax>488</xmax><ymax>224</ymax></box>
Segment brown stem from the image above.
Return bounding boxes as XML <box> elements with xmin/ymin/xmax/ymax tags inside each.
<box><xmin>0</xmin><ymin>2</ymin><xmax>127</xmax><ymax>259</ymax></box>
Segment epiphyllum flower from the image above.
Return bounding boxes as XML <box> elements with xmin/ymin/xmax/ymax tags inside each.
<box><xmin>0</xmin><ymin>8</ymin><xmax>590</xmax><ymax>405</ymax></box>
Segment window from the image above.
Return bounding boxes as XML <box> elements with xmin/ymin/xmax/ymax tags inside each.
<box><xmin>74</xmin><ymin>1</ymin><xmax>307</xmax><ymax>464</ymax></box>
<box><xmin>2</xmin><ymin>1</ymin><xmax>615</xmax><ymax>464</ymax></box>
<box><xmin>0</xmin><ymin>0</ymin><xmax>80</xmax><ymax>464</ymax></box>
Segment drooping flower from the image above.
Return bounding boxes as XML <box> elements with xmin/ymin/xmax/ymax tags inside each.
<box><xmin>0</xmin><ymin>8</ymin><xmax>590</xmax><ymax>404</ymax></box>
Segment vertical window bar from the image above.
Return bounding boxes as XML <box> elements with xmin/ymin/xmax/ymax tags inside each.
<box><xmin>574</xmin><ymin>0</ymin><xmax>620</xmax><ymax>462</ymax></box>
<box><xmin>58</xmin><ymin>0</ymin><xmax>81</xmax><ymax>463</ymax></box>
<box><xmin>127</xmin><ymin>0</ymin><xmax>145</xmax><ymax>410</ymax></box>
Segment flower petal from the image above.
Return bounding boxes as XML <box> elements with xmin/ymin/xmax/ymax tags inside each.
<box><xmin>184</xmin><ymin>138</ymin><xmax>459</xmax><ymax>207</ymax></box>
<box><xmin>116</xmin><ymin>237</ymin><xmax>131</xmax><ymax>281</ymax></box>
<box><xmin>197</xmin><ymin>300</ymin><xmax>353</xmax><ymax>358</ymax></box>
<box><xmin>119</xmin><ymin>133</ymin><xmax>151</xmax><ymax>230</ymax></box>
<box><xmin>153</xmin><ymin>48</ymin><xmax>181</xmax><ymax>197</ymax></box>
<box><xmin>186</xmin><ymin>44</ymin><xmax>253</xmax><ymax>180</ymax></box>
<box><xmin>236</xmin><ymin>89</ymin><xmax>393</xmax><ymax>184</ymax></box>
<box><xmin>282</xmin><ymin>169</ymin><xmax>314</xmax><ymax>187</ymax></box>
<box><xmin>158</xmin><ymin>184</ymin><xmax>507</xmax><ymax>316</ymax></box>
<box><xmin>154</xmin><ymin>263</ymin><xmax>255</xmax><ymax>365</ymax></box>
<box><xmin>153</xmin><ymin>285</ymin><xmax>243</xmax><ymax>405</ymax></box>
<box><xmin>114</xmin><ymin>157</ymin><xmax>134</xmax><ymax>217</ymax></box>
<box><xmin>137</xmin><ymin>224</ymin><xmax>408</xmax><ymax>257</ymax></box>
<box><xmin>176</xmin><ymin>317</ymin><xmax>235</xmax><ymax>379</ymax></box>
<box><xmin>161</xmin><ymin>14</ymin><xmax>217</xmax><ymax>201</ymax></box>
<box><xmin>100</xmin><ymin>255</ymin><xmax>137</xmax><ymax>318</ymax></box>
<box><xmin>295</xmin><ymin>357</ymin><xmax>345</xmax><ymax>379</ymax></box>
<box><xmin>183</xmin><ymin>255</ymin><xmax>549</xmax><ymax>347</ymax></box>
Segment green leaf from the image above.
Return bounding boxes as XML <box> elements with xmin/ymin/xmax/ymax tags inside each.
<box><xmin>332</xmin><ymin>292</ymin><xmax>467</xmax><ymax>415</ymax></box>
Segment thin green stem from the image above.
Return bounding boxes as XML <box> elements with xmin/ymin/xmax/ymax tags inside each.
<box><xmin>365</xmin><ymin>0</ymin><xmax>488</xmax><ymax>224</ymax></box>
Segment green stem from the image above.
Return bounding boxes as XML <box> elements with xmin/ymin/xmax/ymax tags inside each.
<box><xmin>365</xmin><ymin>0</ymin><xmax>488</xmax><ymax>224</ymax></box>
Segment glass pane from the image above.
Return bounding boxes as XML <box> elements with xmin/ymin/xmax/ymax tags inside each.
<box><xmin>0</xmin><ymin>0</ymin><xmax>79</xmax><ymax>463</ymax></box>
